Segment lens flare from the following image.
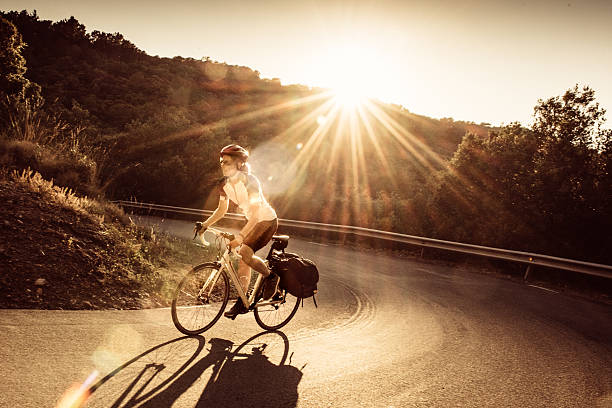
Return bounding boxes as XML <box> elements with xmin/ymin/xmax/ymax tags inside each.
<box><xmin>249</xmin><ymin>142</ymin><xmax>305</xmax><ymax>196</ymax></box>
<box><xmin>92</xmin><ymin>325</ymin><xmax>143</xmax><ymax>373</ymax></box>
<box><xmin>55</xmin><ymin>370</ymin><xmax>98</xmax><ymax>408</ymax></box>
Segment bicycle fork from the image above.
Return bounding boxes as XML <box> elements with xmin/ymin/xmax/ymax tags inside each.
<box><xmin>198</xmin><ymin>264</ymin><xmax>223</xmax><ymax>303</ymax></box>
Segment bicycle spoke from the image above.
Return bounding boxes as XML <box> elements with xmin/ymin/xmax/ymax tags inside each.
<box><xmin>254</xmin><ymin>291</ymin><xmax>300</xmax><ymax>331</ymax></box>
<box><xmin>179</xmin><ymin>290</ymin><xmax>196</xmax><ymax>300</ymax></box>
<box><xmin>171</xmin><ymin>264</ymin><xmax>229</xmax><ymax>335</ymax></box>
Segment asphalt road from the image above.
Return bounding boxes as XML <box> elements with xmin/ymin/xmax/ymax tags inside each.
<box><xmin>1</xmin><ymin>217</ymin><xmax>611</xmax><ymax>407</ymax></box>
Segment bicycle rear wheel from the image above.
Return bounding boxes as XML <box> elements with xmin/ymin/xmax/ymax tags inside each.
<box><xmin>171</xmin><ymin>263</ymin><xmax>229</xmax><ymax>335</ymax></box>
<box><xmin>254</xmin><ymin>288</ymin><xmax>301</xmax><ymax>331</ymax></box>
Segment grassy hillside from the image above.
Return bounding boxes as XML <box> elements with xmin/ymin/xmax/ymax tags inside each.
<box><xmin>0</xmin><ymin>169</ymin><xmax>206</xmax><ymax>309</ymax></box>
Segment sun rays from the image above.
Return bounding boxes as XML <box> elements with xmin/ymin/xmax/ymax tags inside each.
<box><xmin>126</xmin><ymin>79</ymin><xmax>474</xmax><ymax>232</ymax></box>
<box><xmin>124</xmin><ymin>90</ymin><xmax>335</xmax><ymax>154</ymax></box>
<box><xmin>244</xmin><ymin>90</ymin><xmax>457</xmax><ymax>228</ymax></box>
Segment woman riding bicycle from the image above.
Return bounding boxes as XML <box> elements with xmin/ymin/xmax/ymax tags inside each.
<box><xmin>195</xmin><ymin>144</ymin><xmax>278</xmax><ymax>318</ymax></box>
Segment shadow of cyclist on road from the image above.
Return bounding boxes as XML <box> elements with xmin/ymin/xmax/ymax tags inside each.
<box><xmin>196</xmin><ymin>332</ymin><xmax>302</xmax><ymax>407</ymax></box>
<box><xmin>85</xmin><ymin>335</ymin><xmax>206</xmax><ymax>407</ymax></box>
<box><xmin>140</xmin><ymin>331</ymin><xmax>302</xmax><ymax>408</ymax></box>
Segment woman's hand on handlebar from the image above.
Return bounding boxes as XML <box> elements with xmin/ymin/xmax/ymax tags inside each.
<box><xmin>228</xmin><ymin>234</ymin><xmax>243</xmax><ymax>250</ymax></box>
<box><xmin>228</xmin><ymin>232</ymin><xmax>244</xmax><ymax>250</ymax></box>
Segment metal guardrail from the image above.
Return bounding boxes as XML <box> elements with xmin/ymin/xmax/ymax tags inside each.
<box><xmin>113</xmin><ymin>200</ymin><xmax>612</xmax><ymax>280</ymax></box>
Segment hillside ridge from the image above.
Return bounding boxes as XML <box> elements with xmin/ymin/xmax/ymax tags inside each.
<box><xmin>0</xmin><ymin>169</ymin><xmax>195</xmax><ymax>309</ymax></box>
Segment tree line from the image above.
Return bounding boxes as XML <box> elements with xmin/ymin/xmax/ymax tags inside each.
<box><xmin>1</xmin><ymin>10</ymin><xmax>610</xmax><ymax>264</ymax></box>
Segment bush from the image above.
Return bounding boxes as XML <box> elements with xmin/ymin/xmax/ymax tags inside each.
<box><xmin>0</xmin><ymin>138</ymin><xmax>98</xmax><ymax>196</ymax></box>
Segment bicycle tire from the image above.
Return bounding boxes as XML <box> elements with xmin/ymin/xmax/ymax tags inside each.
<box><xmin>171</xmin><ymin>263</ymin><xmax>229</xmax><ymax>335</ymax></box>
<box><xmin>253</xmin><ymin>287</ymin><xmax>301</xmax><ymax>331</ymax></box>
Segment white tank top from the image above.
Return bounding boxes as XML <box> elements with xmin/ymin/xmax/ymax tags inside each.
<box><xmin>218</xmin><ymin>173</ymin><xmax>277</xmax><ymax>221</ymax></box>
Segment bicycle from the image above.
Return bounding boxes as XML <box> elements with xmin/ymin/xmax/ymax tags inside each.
<box><xmin>171</xmin><ymin>225</ymin><xmax>301</xmax><ymax>334</ymax></box>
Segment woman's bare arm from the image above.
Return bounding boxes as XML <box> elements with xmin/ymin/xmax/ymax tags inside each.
<box><xmin>201</xmin><ymin>197</ymin><xmax>229</xmax><ymax>229</ymax></box>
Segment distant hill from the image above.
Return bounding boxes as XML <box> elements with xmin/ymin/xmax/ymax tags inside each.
<box><xmin>1</xmin><ymin>10</ymin><xmax>490</xmax><ymax>212</ymax></box>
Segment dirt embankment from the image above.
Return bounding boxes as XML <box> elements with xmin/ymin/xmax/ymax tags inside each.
<box><xmin>0</xmin><ymin>170</ymin><xmax>199</xmax><ymax>310</ymax></box>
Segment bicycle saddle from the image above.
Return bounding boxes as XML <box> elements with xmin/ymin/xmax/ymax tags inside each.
<box><xmin>271</xmin><ymin>235</ymin><xmax>289</xmax><ymax>251</ymax></box>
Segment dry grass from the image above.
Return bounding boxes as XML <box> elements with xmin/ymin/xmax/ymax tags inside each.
<box><xmin>1</xmin><ymin>168</ymin><xmax>213</xmax><ymax>309</ymax></box>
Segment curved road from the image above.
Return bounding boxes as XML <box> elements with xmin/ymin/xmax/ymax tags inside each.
<box><xmin>1</xmin><ymin>218</ymin><xmax>611</xmax><ymax>407</ymax></box>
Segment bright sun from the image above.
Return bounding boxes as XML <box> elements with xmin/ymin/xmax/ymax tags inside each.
<box><xmin>313</xmin><ymin>43</ymin><xmax>389</xmax><ymax>109</ymax></box>
<box><xmin>333</xmin><ymin>84</ymin><xmax>368</xmax><ymax>109</ymax></box>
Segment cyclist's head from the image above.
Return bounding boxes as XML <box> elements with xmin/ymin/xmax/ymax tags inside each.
<box><xmin>220</xmin><ymin>144</ymin><xmax>248</xmax><ymax>162</ymax></box>
<box><xmin>220</xmin><ymin>144</ymin><xmax>250</xmax><ymax>175</ymax></box>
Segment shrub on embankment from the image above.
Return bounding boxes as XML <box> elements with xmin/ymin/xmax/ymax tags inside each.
<box><xmin>0</xmin><ymin>169</ymin><xmax>204</xmax><ymax>309</ymax></box>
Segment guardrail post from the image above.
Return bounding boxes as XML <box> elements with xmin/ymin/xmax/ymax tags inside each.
<box><xmin>420</xmin><ymin>247</ymin><xmax>425</xmax><ymax>258</ymax></box>
<box><xmin>523</xmin><ymin>265</ymin><xmax>532</xmax><ymax>281</ymax></box>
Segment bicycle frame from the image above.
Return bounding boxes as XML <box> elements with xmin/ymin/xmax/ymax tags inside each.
<box><xmin>204</xmin><ymin>228</ymin><xmax>282</xmax><ymax>310</ymax></box>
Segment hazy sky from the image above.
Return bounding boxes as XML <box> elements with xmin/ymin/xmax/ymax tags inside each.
<box><xmin>2</xmin><ymin>0</ymin><xmax>611</xmax><ymax>126</ymax></box>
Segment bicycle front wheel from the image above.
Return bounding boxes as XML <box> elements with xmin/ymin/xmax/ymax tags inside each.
<box><xmin>171</xmin><ymin>263</ymin><xmax>229</xmax><ymax>335</ymax></box>
<box><xmin>254</xmin><ymin>289</ymin><xmax>301</xmax><ymax>331</ymax></box>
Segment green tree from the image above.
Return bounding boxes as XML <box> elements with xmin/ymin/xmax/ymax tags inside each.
<box><xmin>530</xmin><ymin>85</ymin><xmax>612</xmax><ymax>260</ymax></box>
<box><xmin>425</xmin><ymin>86</ymin><xmax>612</xmax><ymax>263</ymax></box>
<box><xmin>0</xmin><ymin>16</ymin><xmax>41</xmax><ymax>107</ymax></box>
<box><xmin>52</xmin><ymin>16</ymin><xmax>87</xmax><ymax>42</ymax></box>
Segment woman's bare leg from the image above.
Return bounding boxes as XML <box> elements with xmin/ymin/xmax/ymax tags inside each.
<box><xmin>239</xmin><ymin>245</ymin><xmax>271</xmax><ymax>277</ymax></box>
<box><xmin>236</xmin><ymin>260</ymin><xmax>252</xmax><ymax>294</ymax></box>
